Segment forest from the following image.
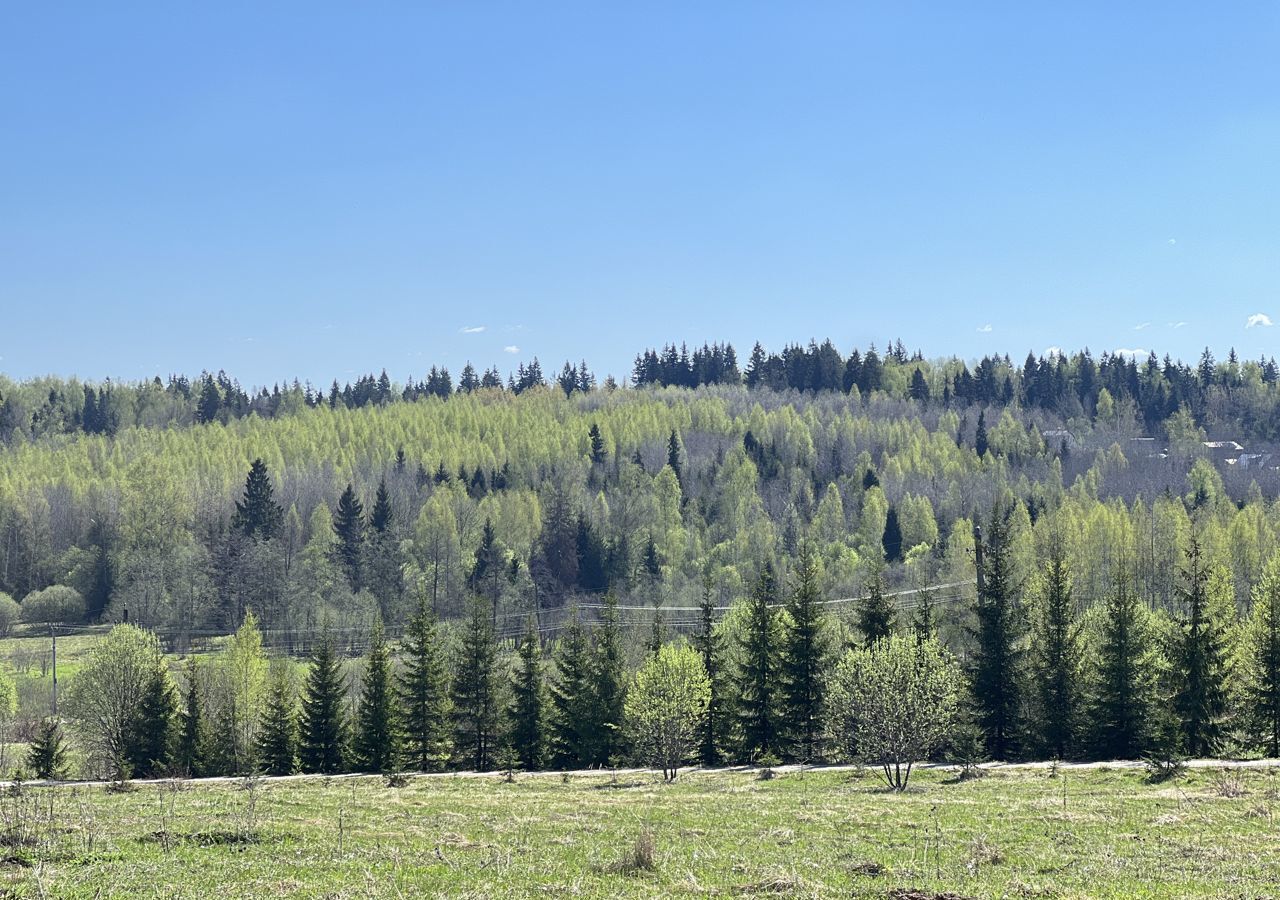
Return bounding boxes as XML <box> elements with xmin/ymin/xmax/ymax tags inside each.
<box><xmin>2</xmin><ymin>338</ymin><xmax>1280</xmax><ymax>780</ymax></box>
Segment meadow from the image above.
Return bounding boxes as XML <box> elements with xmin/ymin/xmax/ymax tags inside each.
<box><xmin>0</xmin><ymin>764</ymin><xmax>1275</xmax><ymax>898</ymax></box>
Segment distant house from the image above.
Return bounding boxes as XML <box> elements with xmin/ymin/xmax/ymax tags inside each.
<box><xmin>1203</xmin><ymin>440</ymin><xmax>1245</xmax><ymax>464</ymax></box>
<box><xmin>1042</xmin><ymin>429</ymin><xmax>1078</xmax><ymax>451</ymax></box>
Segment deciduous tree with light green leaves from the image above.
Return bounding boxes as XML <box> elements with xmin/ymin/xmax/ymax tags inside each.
<box><xmin>624</xmin><ymin>642</ymin><xmax>710</xmax><ymax>781</ymax></box>
<box><xmin>827</xmin><ymin>634</ymin><xmax>962</xmax><ymax>791</ymax></box>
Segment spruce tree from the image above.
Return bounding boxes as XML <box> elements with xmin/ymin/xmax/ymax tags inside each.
<box><xmin>452</xmin><ymin>597</ymin><xmax>501</xmax><ymax>770</ymax></box>
<box><xmin>911</xmin><ymin>589</ymin><xmax>935</xmax><ymax>644</ymax></box>
<box><xmin>1088</xmin><ymin>565</ymin><xmax>1162</xmax><ymax>759</ymax></box>
<box><xmin>332</xmin><ymin>484</ymin><xmax>366</xmax><ymax>592</ymax></box>
<box><xmin>299</xmin><ymin>631</ymin><xmax>348</xmax><ymax>774</ymax></box>
<box><xmin>974</xmin><ymin>410</ymin><xmax>989</xmax><ymax>458</ymax></box>
<box><xmin>1173</xmin><ymin>537</ymin><xmax>1228</xmax><ymax>757</ymax></box>
<box><xmin>1029</xmin><ymin>543</ymin><xmax>1080</xmax><ymax>759</ymax></box>
<box><xmin>857</xmin><ymin>568</ymin><xmax>897</xmax><ymax>647</ymax></box>
<box><xmin>508</xmin><ymin>620</ymin><xmax>547</xmax><ymax>770</ymax></box>
<box><xmin>1247</xmin><ymin>555</ymin><xmax>1280</xmax><ymax>757</ymax></box>
<box><xmin>550</xmin><ymin>611</ymin><xmax>594</xmax><ymax>768</ymax></box>
<box><xmin>231</xmin><ymin>458</ymin><xmax>283</xmax><ymax>540</ymax></box>
<box><xmin>588</xmin><ymin>422</ymin><xmax>606</xmax><ymax>464</ymax></box>
<box><xmin>693</xmin><ymin>572</ymin><xmax>725</xmax><ymax>765</ymax></box>
<box><xmin>966</xmin><ymin>507</ymin><xmax>1025</xmax><ymax>760</ymax></box>
<box><xmin>396</xmin><ymin>600</ymin><xmax>451</xmax><ymax>771</ymax></box>
<box><xmin>881</xmin><ymin>506</ymin><xmax>904</xmax><ymax>563</ymax></box>
<box><xmin>175</xmin><ymin>656</ymin><xmax>205</xmax><ymax>778</ymax></box>
<box><xmin>666</xmin><ymin>429</ymin><xmax>683</xmax><ymax>489</ymax></box>
<box><xmin>591</xmin><ymin>593</ymin><xmax>627</xmax><ymax>765</ymax></box>
<box><xmin>127</xmin><ymin>663</ymin><xmax>177</xmax><ymax>778</ymax></box>
<box><xmin>353</xmin><ymin>621</ymin><xmax>397</xmax><ymax>772</ymax></box>
<box><xmin>779</xmin><ymin>545</ymin><xmax>830</xmax><ymax>761</ymax></box>
<box><xmin>735</xmin><ymin>562</ymin><xmax>780</xmax><ymax>761</ymax></box>
<box><xmin>256</xmin><ymin>662</ymin><xmax>299</xmax><ymax>776</ymax></box>
<box><xmin>27</xmin><ymin>718</ymin><xmax>70</xmax><ymax>780</ymax></box>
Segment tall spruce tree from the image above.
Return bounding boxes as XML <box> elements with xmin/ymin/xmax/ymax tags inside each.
<box><xmin>451</xmin><ymin>597</ymin><xmax>501</xmax><ymax>770</ymax></box>
<box><xmin>857</xmin><ymin>568</ymin><xmax>897</xmax><ymax>647</ymax></box>
<box><xmin>780</xmin><ymin>544</ymin><xmax>830</xmax><ymax>761</ymax></box>
<box><xmin>353</xmin><ymin>621</ymin><xmax>398</xmax><ymax>772</ymax></box>
<box><xmin>966</xmin><ymin>508</ymin><xmax>1025</xmax><ymax>760</ymax></box>
<box><xmin>231</xmin><ymin>458</ymin><xmax>283</xmax><ymax>540</ymax></box>
<box><xmin>1246</xmin><ymin>554</ymin><xmax>1280</xmax><ymax>757</ymax></box>
<box><xmin>666</xmin><ymin>429</ymin><xmax>683</xmax><ymax>489</ymax></box>
<box><xmin>735</xmin><ymin>562</ymin><xmax>781</xmax><ymax>761</ymax></box>
<box><xmin>396</xmin><ymin>600</ymin><xmax>451</xmax><ymax>771</ymax></box>
<box><xmin>175</xmin><ymin>656</ymin><xmax>205</xmax><ymax>778</ymax></box>
<box><xmin>911</xmin><ymin>588</ymin><xmax>936</xmax><ymax>645</ymax></box>
<box><xmin>299</xmin><ymin>630</ymin><xmax>348</xmax><ymax>774</ymax></box>
<box><xmin>591</xmin><ymin>594</ymin><xmax>627</xmax><ymax>765</ymax></box>
<box><xmin>508</xmin><ymin>620</ymin><xmax>547</xmax><ymax>770</ymax></box>
<box><xmin>1173</xmin><ymin>537</ymin><xmax>1228</xmax><ymax>757</ymax></box>
<box><xmin>127</xmin><ymin>663</ymin><xmax>177</xmax><ymax>778</ymax></box>
<box><xmin>1029</xmin><ymin>543</ymin><xmax>1080</xmax><ymax>759</ymax></box>
<box><xmin>27</xmin><ymin>718</ymin><xmax>70</xmax><ymax>780</ymax></box>
<box><xmin>332</xmin><ymin>484</ymin><xmax>366</xmax><ymax>592</ymax></box>
<box><xmin>1087</xmin><ymin>565</ymin><xmax>1162</xmax><ymax>759</ymax></box>
<box><xmin>693</xmin><ymin>572</ymin><xmax>726</xmax><ymax>765</ymax></box>
<box><xmin>550</xmin><ymin>611</ymin><xmax>595</xmax><ymax>768</ymax></box>
<box><xmin>256</xmin><ymin>662</ymin><xmax>299</xmax><ymax>775</ymax></box>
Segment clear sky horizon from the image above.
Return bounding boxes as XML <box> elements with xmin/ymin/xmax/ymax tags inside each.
<box><xmin>2</xmin><ymin>3</ymin><xmax>1279</xmax><ymax>388</ymax></box>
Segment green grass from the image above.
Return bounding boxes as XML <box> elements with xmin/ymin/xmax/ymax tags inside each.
<box><xmin>0</xmin><ymin>765</ymin><xmax>1274</xmax><ymax>898</ymax></box>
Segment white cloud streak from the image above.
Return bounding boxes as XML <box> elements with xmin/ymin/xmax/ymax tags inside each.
<box><xmin>976</xmin><ymin>324</ymin><xmax>992</xmax><ymax>333</ymax></box>
<box><xmin>1247</xmin><ymin>313</ymin><xmax>1273</xmax><ymax>329</ymax></box>
<box><xmin>503</xmin><ymin>345</ymin><xmax>520</xmax><ymax>354</ymax></box>
<box><xmin>459</xmin><ymin>325</ymin><xmax>486</xmax><ymax>334</ymax></box>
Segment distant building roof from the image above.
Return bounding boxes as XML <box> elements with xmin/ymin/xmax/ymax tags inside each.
<box><xmin>1203</xmin><ymin>441</ymin><xmax>1245</xmax><ymax>452</ymax></box>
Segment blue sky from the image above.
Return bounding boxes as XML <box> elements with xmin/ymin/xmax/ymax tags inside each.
<box><xmin>2</xmin><ymin>3</ymin><xmax>1279</xmax><ymax>387</ymax></box>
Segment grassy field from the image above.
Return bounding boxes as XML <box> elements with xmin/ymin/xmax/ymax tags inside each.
<box><xmin>0</xmin><ymin>764</ymin><xmax>1274</xmax><ymax>899</ymax></box>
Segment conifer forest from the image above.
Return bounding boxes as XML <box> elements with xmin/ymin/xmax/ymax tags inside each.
<box><xmin>2</xmin><ymin>339</ymin><xmax>1280</xmax><ymax>783</ymax></box>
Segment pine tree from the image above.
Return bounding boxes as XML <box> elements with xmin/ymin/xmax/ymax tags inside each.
<box><xmin>550</xmin><ymin>611</ymin><xmax>594</xmax><ymax>768</ymax></box>
<box><xmin>27</xmin><ymin>718</ymin><xmax>70</xmax><ymax>780</ymax></box>
<box><xmin>967</xmin><ymin>508</ymin><xmax>1025</xmax><ymax>760</ymax></box>
<box><xmin>175</xmin><ymin>656</ymin><xmax>205</xmax><ymax>778</ymax></box>
<box><xmin>256</xmin><ymin>662</ymin><xmax>299</xmax><ymax>775</ymax></box>
<box><xmin>452</xmin><ymin>598</ymin><xmax>501</xmax><ymax>770</ymax></box>
<box><xmin>231</xmin><ymin>458</ymin><xmax>283</xmax><ymax>540</ymax></box>
<box><xmin>779</xmin><ymin>544</ymin><xmax>829</xmax><ymax>761</ymax></box>
<box><xmin>1029</xmin><ymin>544</ymin><xmax>1080</xmax><ymax>759</ymax></box>
<box><xmin>353</xmin><ymin>621</ymin><xmax>398</xmax><ymax>772</ymax></box>
<box><xmin>332</xmin><ymin>484</ymin><xmax>366</xmax><ymax>592</ymax></box>
<box><xmin>1173</xmin><ymin>537</ymin><xmax>1228</xmax><ymax>757</ymax></box>
<box><xmin>508</xmin><ymin>620</ymin><xmax>547</xmax><ymax>770</ymax></box>
<box><xmin>735</xmin><ymin>562</ymin><xmax>780</xmax><ymax>761</ymax></box>
<box><xmin>127</xmin><ymin>663</ymin><xmax>177</xmax><ymax>778</ymax></box>
<box><xmin>591</xmin><ymin>594</ymin><xmax>627</xmax><ymax>765</ymax></box>
<box><xmin>857</xmin><ymin>568</ymin><xmax>897</xmax><ymax>647</ymax></box>
<box><xmin>299</xmin><ymin>630</ymin><xmax>348</xmax><ymax>774</ymax></box>
<box><xmin>396</xmin><ymin>600</ymin><xmax>451</xmax><ymax>771</ymax></box>
<box><xmin>1246</xmin><ymin>555</ymin><xmax>1280</xmax><ymax>757</ymax></box>
<box><xmin>1088</xmin><ymin>565</ymin><xmax>1162</xmax><ymax>759</ymax></box>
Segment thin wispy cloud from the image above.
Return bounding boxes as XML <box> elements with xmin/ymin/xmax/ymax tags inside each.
<box><xmin>976</xmin><ymin>324</ymin><xmax>992</xmax><ymax>333</ymax></box>
<box><xmin>1247</xmin><ymin>313</ymin><xmax>1273</xmax><ymax>329</ymax></box>
<box><xmin>503</xmin><ymin>345</ymin><xmax>520</xmax><ymax>354</ymax></box>
<box><xmin>1134</xmin><ymin>322</ymin><xmax>1151</xmax><ymax>331</ymax></box>
<box><xmin>1168</xmin><ymin>321</ymin><xmax>1187</xmax><ymax>329</ymax></box>
<box><xmin>459</xmin><ymin>325</ymin><xmax>486</xmax><ymax>334</ymax></box>
<box><xmin>1114</xmin><ymin>348</ymin><xmax>1147</xmax><ymax>359</ymax></box>
<box><xmin>1167</xmin><ymin>238</ymin><xmax>1177</xmax><ymax>245</ymax></box>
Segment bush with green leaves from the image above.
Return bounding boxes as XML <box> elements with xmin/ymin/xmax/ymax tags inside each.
<box><xmin>19</xmin><ymin>585</ymin><xmax>85</xmax><ymax>625</ymax></box>
<box><xmin>624</xmin><ymin>642</ymin><xmax>710</xmax><ymax>781</ymax></box>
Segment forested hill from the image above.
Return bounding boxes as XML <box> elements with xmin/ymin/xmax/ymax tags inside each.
<box><xmin>2</xmin><ymin>340</ymin><xmax>1279</xmax><ymax>442</ymax></box>
<box><xmin>1</xmin><ymin>335</ymin><xmax>1279</xmax><ymax>652</ymax></box>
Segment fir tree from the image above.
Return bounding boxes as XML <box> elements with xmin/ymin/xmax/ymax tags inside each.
<box><xmin>332</xmin><ymin>484</ymin><xmax>366</xmax><ymax>592</ymax></box>
<box><xmin>1029</xmin><ymin>544</ymin><xmax>1080</xmax><ymax>759</ymax></box>
<box><xmin>452</xmin><ymin>598</ymin><xmax>501</xmax><ymax>771</ymax></box>
<box><xmin>591</xmin><ymin>593</ymin><xmax>627</xmax><ymax>765</ymax></box>
<box><xmin>550</xmin><ymin>611</ymin><xmax>594</xmax><ymax>768</ymax></box>
<box><xmin>779</xmin><ymin>544</ymin><xmax>830</xmax><ymax>761</ymax></box>
<box><xmin>974</xmin><ymin>410</ymin><xmax>989</xmax><ymax>458</ymax></box>
<box><xmin>967</xmin><ymin>508</ymin><xmax>1025</xmax><ymax>760</ymax></box>
<box><xmin>27</xmin><ymin>718</ymin><xmax>70</xmax><ymax>780</ymax></box>
<box><xmin>666</xmin><ymin>429</ymin><xmax>683</xmax><ymax>489</ymax></box>
<box><xmin>911</xmin><ymin>588</ymin><xmax>935</xmax><ymax>645</ymax></box>
<box><xmin>693</xmin><ymin>573</ymin><xmax>726</xmax><ymax>765</ymax></box>
<box><xmin>231</xmin><ymin>458</ymin><xmax>283</xmax><ymax>540</ymax></box>
<box><xmin>396</xmin><ymin>600</ymin><xmax>451</xmax><ymax>771</ymax></box>
<box><xmin>127</xmin><ymin>663</ymin><xmax>177</xmax><ymax>778</ymax></box>
<box><xmin>1088</xmin><ymin>565</ymin><xmax>1162</xmax><ymax>759</ymax></box>
<box><xmin>508</xmin><ymin>620</ymin><xmax>547</xmax><ymax>770</ymax></box>
<box><xmin>857</xmin><ymin>568</ymin><xmax>897</xmax><ymax>647</ymax></box>
<box><xmin>1173</xmin><ymin>537</ymin><xmax>1228</xmax><ymax>757</ymax></box>
<box><xmin>353</xmin><ymin>620</ymin><xmax>398</xmax><ymax>772</ymax></box>
<box><xmin>588</xmin><ymin>422</ymin><xmax>606</xmax><ymax>464</ymax></box>
<box><xmin>735</xmin><ymin>562</ymin><xmax>781</xmax><ymax>761</ymax></box>
<box><xmin>1246</xmin><ymin>555</ymin><xmax>1280</xmax><ymax>757</ymax></box>
<box><xmin>369</xmin><ymin>477</ymin><xmax>392</xmax><ymax>534</ymax></box>
<box><xmin>299</xmin><ymin>630</ymin><xmax>348</xmax><ymax>774</ymax></box>
<box><xmin>175</xmin><ymin>656</ymin><xmax>205</xmax><ymax>778</ymax></box>
<box><xmin>882</xmin><ymin>506</ymin><xmax>904</xmax><ymax>563</ymax></box>
<box><xmin>256</xmin><ymin>662</ymin><xmax>299</xmax><ymax>775</ymax></box>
